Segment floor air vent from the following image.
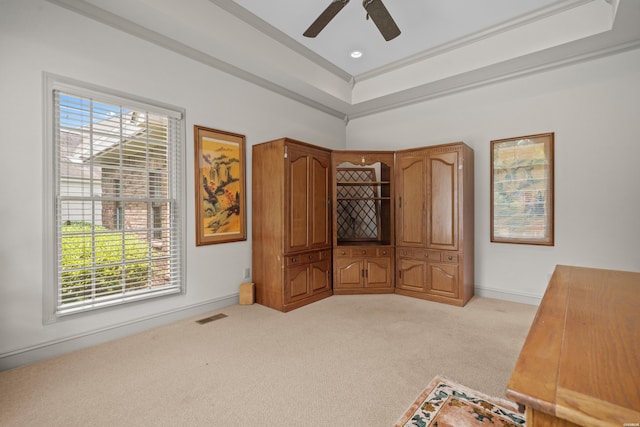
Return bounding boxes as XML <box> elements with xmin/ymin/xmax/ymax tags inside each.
<box><xmin>196</xmin><ymin>313</ymin><xmax>228</xmax><ymax>324</ymax></box>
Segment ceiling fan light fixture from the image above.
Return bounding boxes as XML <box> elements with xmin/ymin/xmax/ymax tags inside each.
<box><xmin>362</xmin><ymin>0</ymin><xmax>401</xmax><ymax>41</ymax></box>
<box><xmin>303</xmin><ymin>0</ymin><xmax>400</xmax><ymax>41</ymax></box>
<box><xmin>303</xmin><ymin>0</ymin><xmax>350</xmax><ymax>38</ymax></box>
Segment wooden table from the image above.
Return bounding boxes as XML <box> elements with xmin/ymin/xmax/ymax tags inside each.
<box><xmin>507</xmin><ymin>265</ymin><xmax>640</xmax><ymax>427</ymax></box>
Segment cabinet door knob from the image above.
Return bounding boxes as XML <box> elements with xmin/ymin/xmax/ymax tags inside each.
<box><xmin>447</xmin><ymin>256</ymin><xmax>453</xmax><ymax>260</ymax></box>
<box><xmin>425</xmin><ymin>253</ymin><xmax>429</xmax><ymax>258</ymax></box>
<box><xmin>309</xmin><ymin>255</ymin><xmax>313</xmax><ymax>260</ymax></box>
<box><xmin>361</xmin><ymin>250</ymin><xmax>366</xmax><ymax>255</ymax></box>
<box><xmin>292</xmin><ymin>258</ymin><xmax>296</xmax><ymax>262</ymax></box>
<box><xmin>382</xmin><ymin>250</ymin><xmax>387</xmax><ymax>255</ymax></box>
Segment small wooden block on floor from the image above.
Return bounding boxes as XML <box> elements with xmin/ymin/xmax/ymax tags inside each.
<box><xmin>239</xmin><ymin>282</ymin><xmax>255</xmax><ymax>305</ymax></box>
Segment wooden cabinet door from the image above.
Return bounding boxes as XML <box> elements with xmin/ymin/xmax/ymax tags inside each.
<box><xmin>286</xmin><ymin>146</ymin><xmax>309</xmax><ymax>253</ymax></box>
<box><xmin>284</xmin><ymin>263</ymin><xmax>310</xmax><ymax>304</ymax></box>
<box><xmin>397</xmin><ymin>257</ymin><xmax>427</xmax><ymax>292</ymax></box>
<box><xmin>285</xmin><ymin>257</ymin><xmax>330</xmax><ymax>304</ymax></box>
<box><xmin>310</xmin><ymin>260</ymin><xmax>331</xmax><ymax>294</ymax></box>
<box><xmin>309</xmin><ymin>151</ymin><xmax>331</xmax><ymax>248</ymax></box>
<box><xmin>427</xmin><ymin>262</ymin><xmax>458</xmax><ymax>298</ymax></box>
<box><xmin>364</xmin><ymin>257</ymin><xmax>392</xmax><ymax>289</ymax></box>
<box><xmin>335</xmin><ymin>257</ymin><xmax>364</xmax><ymax>289</ymax></box>
<box><xmin>427</xmin><ymin>150</ymin><xmax>459</xmax><ymax>250</ymax></box>
<box><xmin>285</xmin><ymin>146</ymin><xmax>331</xmax><ymax>253</ymax></box>
<box><xmin>396</xmin><ymin>155</ymin><xmax>426</xmax><ymax>247</ymax></box>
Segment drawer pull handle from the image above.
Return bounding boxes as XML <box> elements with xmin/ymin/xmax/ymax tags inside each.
<box><xmin>309</xmin><ymin>255</ymin><xmax>313</xmax><ymax>260</ymax></box>
<box><xmin>447</xmin><ymin>256</ymin><xmax>453</xmax><ymax>260</ymax></box>
<box><xmin>361</xmin><ymin>250</ymin><xmax>366</xmax><ymax>255</ymax></box>
<box><xmin>403</xmin><ymin>251</ymin><xmax>408</xmax><ymax>256</ymax></box>
<box><xmin>425</xmin><ymin>253</ymin><xmax>429</xmax><ymax>258</ymax></box>
<box><xmin>382</xmin><ymin>250</ymin><xmax>387</xmax><ymax>255</ymax></box>
<box><xmin>292</xmin><ymin>258</ymin><xmax>296</xmax><ymax>262</ymax></box>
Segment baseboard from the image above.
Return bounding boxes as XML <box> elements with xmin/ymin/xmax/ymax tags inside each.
<box><xmin>474</xmin><ymin>286</ymin><xmax>542</xmax><ymax>306</ymax></box>
<box><xmin>0</xmin><ymin>294</ymin><xmax>238</xmax><ymax>371</ymax></box>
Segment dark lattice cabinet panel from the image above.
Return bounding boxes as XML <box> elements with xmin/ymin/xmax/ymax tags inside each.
<box><xmin>332</xmin><ymin>152</ymin><xmax>394</xmax><ymax>246</ymax></box>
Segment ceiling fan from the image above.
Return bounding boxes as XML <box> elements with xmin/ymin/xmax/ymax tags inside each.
<box><xmin>303</xmin><ymin>0</ymin><xmax>401</xmax><ymax>41</ymax></box>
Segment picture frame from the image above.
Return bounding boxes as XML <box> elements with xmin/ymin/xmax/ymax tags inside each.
<box><xmin>194</xmin><ymin>125</ymin><xmax>246</xmax><ymax>246</ymax></box>
<box><xmin>490</xmin><ymin>132</ymin><xmax>554</xmax><ymax>246</ymax></box>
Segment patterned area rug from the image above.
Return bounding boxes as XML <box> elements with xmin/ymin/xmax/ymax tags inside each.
<box><xmin>393</xmin><ymin>376</ymin><xmax>526</xmax><ymax>427</ymax></box>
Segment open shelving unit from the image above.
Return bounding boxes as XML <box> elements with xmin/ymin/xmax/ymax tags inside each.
<box><xmin>332</xmin><ymin>151</ymin><xmax>395</xmax><ymax>292</ymax></box>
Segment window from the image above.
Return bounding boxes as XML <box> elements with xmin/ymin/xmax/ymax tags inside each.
<box><xmin>114</xmin><ymin>178</ymin><xmax>124</xmax><ymax>230</ymax></box>
<box><xmin>44</xmin><ymin>74</ymin><xmax>186</xmax><ymax>320</ymax></box>
<box><xmin>490</xmin><ymin>133</ymin><xmax>554</xmax><ymax>246</ymax></box>
<box><xmin>150</xmin><ymin>172</ymin><xmax>163</xmax><ymax>240</ymax></box>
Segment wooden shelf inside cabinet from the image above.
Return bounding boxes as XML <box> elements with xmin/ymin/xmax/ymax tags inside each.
<box><xmin>337</xmin><ymin>181</ymin><xmax>391</xmax><ymax>186</ymax></box>
<box><xmin>333</xmin><ymin>157</ymin><xmax>394</xmax><ymax>247</ymax></box>
<box><xmin>337</xmin><ymin>197</ymin><xmax>391</xmax><ymax>201</ymax></box>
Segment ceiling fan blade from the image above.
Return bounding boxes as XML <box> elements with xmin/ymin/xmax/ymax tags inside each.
<box><xmin>363</xmin><ymin>0</ymin><xmax>401</xmax><ymax>41</ymax></box>
<box><xmin>303</xmin><ymin>0</ymin><xmax>350</xmax><ymax>38</ymax></box>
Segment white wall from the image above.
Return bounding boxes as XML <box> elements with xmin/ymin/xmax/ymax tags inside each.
<box><xmin>2</xmin><ymin>0</ymin><xmax>639</xmax><ymax>370</ymax></box>
<box><xmin>0</xmin><ymin>0</ymin><xmax>345</xmax><ymax>368</ymax></box>
<box><xmin>347</xmin><ymin>48</ymin><xmax>640</xmax><ymax>302</ymax></box>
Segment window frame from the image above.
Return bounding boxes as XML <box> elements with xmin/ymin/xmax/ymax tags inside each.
<box><xmin>490</xmin><ymin>132</ymin><xmax>554</xmax><ymax>246</ymax></box>
<box><xmin>43</xmin><ymin>73</ymin><xmax>187</xmax><ymax>323</ymax></box>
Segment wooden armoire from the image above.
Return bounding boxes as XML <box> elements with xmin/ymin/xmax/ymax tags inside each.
<box><xmin>252</xmin><ymin>138</ymin><xmax>333</xmax><ymax>312</ymax></box>
<box><xmin>252</xmin><ymin>138</ymin><xmax>474</xmax><ymax>312</ymax></box>
<box><xmin>395</xmin><ymin>142</ymin><xmax>474</xmax><ymax>306</ymax></box>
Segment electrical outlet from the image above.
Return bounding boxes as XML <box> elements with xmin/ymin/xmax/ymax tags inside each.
<box><xmin>243</xmin><ymin>267</ymin><xmax>251</xmax><ymax>279</ymax></box>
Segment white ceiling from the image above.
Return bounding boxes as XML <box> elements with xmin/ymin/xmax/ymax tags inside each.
<box><xmin>228</xmin><ymin>0</ymin><xmax>563</xmax><ymax>76</ymax></box>
<box><xmin>48</xmin><ymin>0</ymin><xmax>640</xmax><ymax>119</ymax></box>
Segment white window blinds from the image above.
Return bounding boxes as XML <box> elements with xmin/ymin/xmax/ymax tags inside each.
<box><xmin>50</xmin><ymin>83</ymin><xmax>185</xmax><ymax>317</ymax></box>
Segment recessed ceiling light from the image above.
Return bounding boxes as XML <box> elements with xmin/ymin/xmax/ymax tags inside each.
<box><xmin>350</xmin><ymin>51</ymin><xmax>363</xmax><ymax>59</ymax></box>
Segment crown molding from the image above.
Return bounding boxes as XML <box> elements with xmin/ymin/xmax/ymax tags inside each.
<box><xmin>207</xmin><ymin>0</ymin><xmax>353</xmax><ymax>83</ymax></box>
<box><xmin>210</xmin><ymin>0</ymin><xmax>596</xmax><ymax>83</ymax></box>
<box><xmin>347</xmin><ymin>37</ymin><xmax>640</xmax><ymax>119</ymax></box>
<box><xmin>45</xmin><ymin>0</ymin><xmax>347</xmax><ymax>120</ymax></box>
<box><xmin>45</xmin><ymin>0</ymin><xmax>640</xmax><ymax>121</ymax></box>
<box><xmin>354</xmin><ymin>0</ymin><xmax>595</xmax><ymax>82</ymax></box>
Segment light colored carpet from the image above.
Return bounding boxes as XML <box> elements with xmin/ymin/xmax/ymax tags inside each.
<box><xmin>0</xmin><ymin>294</ymin><xmax>537</xmax><ymax>427</ymax></box>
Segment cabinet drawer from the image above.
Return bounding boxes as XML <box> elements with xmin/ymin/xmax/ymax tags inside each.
<box><xmin>334</xmin><ymin>247</ymin><xmax>390</xmax><ymax>257</ymax></box>
<box><xmin>397</xmin><ymin>248</ymin><xmax>441</xmax><ymax>261</ymax></box>
<box><xmin>335</xmin><ymin>248</ymin><xmax>350</xmax><ymax>257</ymax></box>
<box><xmin>351</xmin><ymin>247</ymin><xmax>376</xmax><ymax>257</ymax></box>
<box><xmin>420</xmin><ymin>250</ymin><xmax>441</xmax><ymax>262</ymax></box>
<box><xmin>441</xmin><ymin>253</ymin><xmax>458</xmax><ymax>263</ymax></box>
<box><xmin>286</xmin><ymin>251</ymin><xmax>321</xmax><ymax>266</ymax></box>
<box><xmin>397</xmin><ymin>248</ymin><xmax>415</xmax><ymax>258</ymax></box>
<box><xmin>376</xmin><ymin>248</ymin><xmax>393</xmax><ymax>257</ymax></box>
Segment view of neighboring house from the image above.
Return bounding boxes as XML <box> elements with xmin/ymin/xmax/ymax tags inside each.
<box><xmin>57</xmin><ymin>103</ymin><xmax>175</xmax><ymax>307</ymax></box>
<box><xmin>58</xmin><ymin>129</ymin><xmax>103</xmax><ymax>226</ymax></box>
<box><xmin>61</xmin><ymin>108</ymin><xmax>169</xmax><ymax>247</ymax></box>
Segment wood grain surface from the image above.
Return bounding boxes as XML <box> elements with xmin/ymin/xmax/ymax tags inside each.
<box><xmin>507</xmin><ymin>265</ymin><xmax>640</xmax><ymax>427</ymax></box>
